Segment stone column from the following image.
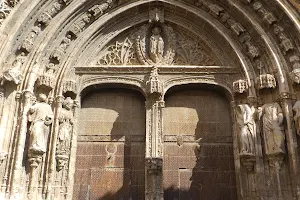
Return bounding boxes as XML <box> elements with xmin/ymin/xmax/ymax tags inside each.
<box><xmin>278</xmin><ymin>93</ymin><xmax>300</xmax><ymax>199</ymax></box>
<box><xmin>45</xmin><ymin>95</ymin><xmax>64</xmax><ymax>200</ymax></box>
<box><xmin>0</xmin><ymin>87</ymin><xmax>7</xmax><ymax>159</ymax></box>
<box><xmin>10</xmin><ymin>90</ymin><xmax>33</xmax><ymax>198</ymax></box>
<box><xmin>145</xmin><ymin>66</ymin><xmax>164</xmax><ymax>200</ymax></box>
<box><xmin>66</xmin><ymin>99</ymin><xmax>79</xmax><ymax>200</ymax></box>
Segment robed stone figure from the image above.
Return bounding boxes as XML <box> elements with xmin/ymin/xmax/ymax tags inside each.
<box><xmin>259</xmin><ymin>103</ymin><xmax>285</xmax><ymax>155</ymax></box>
<box><xmin>236</xmin><ymin>104</ymin><xmax>256</xmax><ymax>155</ymax></box>
<box><xmin>28</xmin><ymin>93</ymin><xmax>53</xmax><ymax>154</ymax></box>
<box><xmin>293</xmin><ymin>100</ymin><xmax>300</xmax><ymax>136</ymax></box>
<box><xmin>149</xmin><ymin>26</ymin><xmax>164</xmax><ymax>63</ymax></box>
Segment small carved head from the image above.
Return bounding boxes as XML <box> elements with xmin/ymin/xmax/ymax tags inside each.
<box><xmin>63</xmin><ymin>97</ymin><xmax>73</xmax><ymax>110</ymax></box>
<box><xmin>152</xmin><ymin>26</ymin><xmax>162</xmax><ymax>35</ymax></box>
<box><xmin>38</xmin><ymin>93</ymin><xmax>47</xmax><ymax>102</ymax></box>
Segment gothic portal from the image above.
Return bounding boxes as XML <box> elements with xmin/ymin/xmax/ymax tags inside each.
<box><xmin>0</xmin><ymin>0</ymin><xmax>300</xmax><ymax>200</ymax></box>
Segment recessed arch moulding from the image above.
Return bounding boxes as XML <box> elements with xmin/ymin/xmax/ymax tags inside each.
<box><xmin>0</xmin><ymin>0</ymin><xmax>299</xmax><ymax>199</ymax></box>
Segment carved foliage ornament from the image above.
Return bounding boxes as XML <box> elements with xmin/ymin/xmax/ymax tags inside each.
<box><xmin>97</xmin><ymin>37</ymin><xmax>138</xmax><ymax>65</ymax></box>
<box><xmin>135</xmin><ymin>24</ymin><xmax>176</xmax><ymax>65</ymax></box>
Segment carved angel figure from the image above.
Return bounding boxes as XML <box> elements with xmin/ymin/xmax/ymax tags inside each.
<box><xmin>28</xmin><ymin>93</ymin><xmax>53</xmax><ymax>154</ymax></box>
<box><xmin>236</xmin><ymin>104</ymin><xmax>256</xmax><ymax>155</ymax></box>
<box><xmin>258</xmin><ymin>103</ymin><xmax>285</xmax><ymax>155</ymax></box>
<box><xmin>56</xmin><ymin>97</ymin><xmax>74</xmax><ymax>155</ymax></box>
<box><xmin>149</xmin><ymin>26</ymin><xmax>164</xmax><ymax>63</ymax></box>
<box><xmin>2</xmin><ymin>52</ymin><xmax>26</xmax><ymax>84</ymax></box>
<box><xmin>293</xmin><ymin>100</ymin><xmax>300</xmax><ymax>135</ymax></box>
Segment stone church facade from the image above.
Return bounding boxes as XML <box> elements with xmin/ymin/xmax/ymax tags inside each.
<box><xmin>0</xmin><ymin>0</ymin><xmax>299</xmax><ymax>199</ymax></box>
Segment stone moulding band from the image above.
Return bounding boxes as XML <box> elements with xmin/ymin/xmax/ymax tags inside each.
<box><xmin>75</xmin><ymin>65</ymin><xmax>239</xmax><ymax>74</ymax></box>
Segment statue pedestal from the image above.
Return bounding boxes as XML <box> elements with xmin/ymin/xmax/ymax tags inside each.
<box><xmin>56</xmin><ymin>154</ymin><xmax>69</xmax><ymax>171</ymax></box>
<box><xmin>240</xmin><ymin>153</ymin><xmax>256</xmax><ymax>172</ymax></box>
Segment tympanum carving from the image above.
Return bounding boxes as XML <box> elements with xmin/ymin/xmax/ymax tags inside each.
<box><xmin>135</xmin><ymin>24</ymin><xmax>176</xmax><ymax>65</ymax></box>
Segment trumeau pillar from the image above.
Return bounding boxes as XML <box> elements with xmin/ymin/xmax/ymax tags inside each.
<box><xmin>145</xmin><ymin>66</ymin><xmax>164</xmax><ymax>200</ymax></box>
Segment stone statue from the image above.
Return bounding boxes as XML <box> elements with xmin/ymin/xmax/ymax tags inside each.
<box><xmin>236</xmin><ymin>104</ymin><xmax>256</xmax><ymax>155</ymax></box>
<box><xmin>293</xmin><ymin>100</ymin><xmax>300</xmax><ymax>135</ymax></box>
<box><xmin>56</xmin><ymin>97</ymin><xmax>74</xmax><ymax>155</ymax></box>
<box><xmin>28</xmin><ymin>93</ymin><xmax>53</xmax><ymax>154</ymax></box>
<box><xmin>149</xmin><ymin>26</ymin><xmax>164</xmax><ymax>63</ymax></box>
<box><xmin>259</xmin><ymin>103</ymin><xmax>285</xmax><ymax>155</ymax></box>
<box><xmin>2</xmin><ymin>52</ymin><xmax>26</xmax><ymax>84</ymax></box>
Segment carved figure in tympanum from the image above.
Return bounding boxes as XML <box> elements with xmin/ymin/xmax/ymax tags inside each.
<box><xmin>236</xmin><ymin>104</ymin><xmax>256</xmax><ymax>155</ymax></box>
<box><xmin>259</xmin><ymin>103</ymin><xmax>285</xmax><ymax>156</ymax></box>
<box><xmin>28</xmin><ymin>93</ymin><xmax>53</xmax><ymax>154</ymax></box>
<box><xmin>149</xmin><ymin>26</ymin><xmax>164</xmax><ymax>63</ymax></box>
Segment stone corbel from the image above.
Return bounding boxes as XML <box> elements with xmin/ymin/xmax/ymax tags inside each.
<box><xmin>240</xmin><ymin>154</ymin><xmax>256</xmax><ymax>171</ymax></box>
<box><xmin>55</xmin><ymin>154</ymin><xmax>69</xmax><ymax>171</ymax></box>
<box><xmin>28</xmin><ymin>149</ymin><xmax>43</xmax><ymax>168</ymax></box>
<box><xmin>267</xmin><ymin>153</ymin><xmax>284</xmax><ymax>170</ymax></box>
